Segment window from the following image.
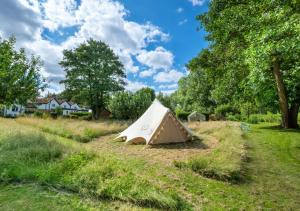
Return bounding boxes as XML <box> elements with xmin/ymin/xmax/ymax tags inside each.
<box><xmin>64</xmin><ymin>105</ymin><xmax>66</xmax><ymax>108</ymax></box>
<box><xmin>12</xmin><ymin>106</ymin><xmax>18</xmax><ymax>112</ymax></box>
<box><xmin>52</xmin><ymin>104</ymin><xmax>55</xmax><ymax>107</ymax></box>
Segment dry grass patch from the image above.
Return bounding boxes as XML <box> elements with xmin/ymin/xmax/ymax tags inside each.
<box><xmin>16</xmin><ymin>117</ymin><xmax>128</xmax><ymax>143</ymax></box>
<box><xmin>86</xmin><ymin>122</ymin><xmax>222</xmax><ymax>166</ymax></box>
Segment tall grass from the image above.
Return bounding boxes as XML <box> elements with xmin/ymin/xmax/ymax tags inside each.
<box><xmin>0</xmin><ymin>132</ymin><xmax>188</xmax><ymax>210</ymax></box>
<box><xmin>176</xmin><ymin>122</ymin><xmax>247</xmax><ymax>183</ymax></box>
<box><xmin>16</xmin><ymin>117</ymin><xmax>128</xmax><ymax>143</ymax></box>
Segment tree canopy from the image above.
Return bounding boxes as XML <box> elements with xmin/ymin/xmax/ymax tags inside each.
<box><xmin>184</xmin><ymin>0</ymin><xmax>300</xmax><ymax>128</ymax></box>
<box><xmin>60</xmin><ymin>39</ymin><xmax>126</xmax><ymax>120</ymax></box>
<box><xmin>0</xmin><ymin>36</ymin><xmax>45</xmax><ymax>106</ymax></box>
<box><xmin>109</xmin><ymin>88</ymin><xmax>155</xmax><ymax>120</ymax></box>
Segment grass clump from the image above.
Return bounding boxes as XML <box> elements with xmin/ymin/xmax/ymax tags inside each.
<box><xmin>0</xmin><ymin>133</ymin><xmax>67</xmax><ymax>183</ymax></box>
<box><xmin>0</xmin><ymin>131</ymin><xmax>188</xmax><ymax>210</ymax></box>
<box><xmin>178</xmin><ymin>122</ymin><xmax>247</xmax><ymax>183</ymax></box>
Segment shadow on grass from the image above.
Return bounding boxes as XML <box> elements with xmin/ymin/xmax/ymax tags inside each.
<box><xmin>259</xmin><ymin>125</ymin><xmax>300</xmax><ymax>133</ymax></box>
<box><xmin>149</xmin><ymin>136</ymin><xmax>209</xmax><ymax>150</ymax></box>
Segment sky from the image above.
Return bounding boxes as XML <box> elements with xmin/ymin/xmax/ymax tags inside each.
<box><xmin>0</xmin><ymin>0</ymin><xmax>209</xmax><ymax>95</ymax></box>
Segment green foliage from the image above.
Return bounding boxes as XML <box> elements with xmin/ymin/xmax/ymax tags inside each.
<box><xmin>0</xmin><ymin>36</ymin><xmax>45</xmax><ymax>106</ymax></box>
<box><xmin>227</xmin><ymin>112</ymin><xmax>281</xmax><ymax>124</ymax></box>
<box><xmin>156</xmin><ymin>92</ymin><xmax>175</xmax><ymax>111</ymax></box>
<box><xmin>109</xmin><ymin>88</ymin><xmax>154</xmax><ymax>120</ymax></box>
<box><xmin>190</xmin><ymin>0</ymin><xmax>300</xmax><ymax>128</ymax></box>
<box><xmin>60</xmin><ymin>39</ymin><xmax>126</xmax><ymax>120</ymax></box>
<box><xmin>215</xmin><ymin>104</ymin><xmax>238</xmax><ymax>119</ymax></box>
<box><xmin>71</xmin><ymin>112</ymin><xmax>90</xmax><ymax>117</ymax></box>
<box><xmin>175</xmin><ymin>110</ymin><xmax>190</xmax><ymax>121</ymax></box>
<box><xmin>55</xmin><ymin>107</ymin><xmax>63</xmax><ymax>116</ymax></box>
<box><xmin>33</xmin><ymin>110</ymin><xmax>43</xmax><ymax>118</ymax></box>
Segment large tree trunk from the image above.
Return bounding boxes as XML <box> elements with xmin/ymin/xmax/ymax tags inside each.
<box><xmin>92</xmin><ymin>106</ymin><xmax>101</xmax><ymax>120</ymax></box>
<box><xmin>272</xmin><ymin>58</ymin><xmax>290</xmax><ymax>128</ymax></box>
<box><xmin>288</xmin><ymin>103</ymin><xmax>299</xmax><ymax>129</ymax></box>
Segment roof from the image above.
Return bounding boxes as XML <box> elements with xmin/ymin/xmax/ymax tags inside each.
<box><xmin>36</xmin><ymin>97</ymin><xmax>76</xmax><ymax>107</ymax></box>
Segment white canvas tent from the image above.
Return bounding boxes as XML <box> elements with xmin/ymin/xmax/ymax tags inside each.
<box><xmin>116</xmin><ymin>99</ymin><xmax>193</xmax><ymax>145</ymax></box>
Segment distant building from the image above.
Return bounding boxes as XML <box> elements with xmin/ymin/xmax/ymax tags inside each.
<box><xmin>188</xmin><ymin>111</ymin><xmax>207</xmax><ymax>122</ymax></box>
<box><xmin>2</xmin><ymin>104</ymin><xmax>25</xmax><ymax>117</ymax></box>
<box><xmin>36</xmin><ymin>96</ymin><xmax>87</xmax><ymax>115</ymax></box>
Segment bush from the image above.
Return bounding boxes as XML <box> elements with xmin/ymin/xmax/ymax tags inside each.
<box><xmin>248</xmin><ymin>114</ymin><xmax>260</xmax><ymax>124</ymax></box>
<box><xmin>215</xmin><ymin>104</ymin><xmax>238</xmax><ymax>119</ymax></box>
<box><xmin>71</xmin><ymin>112</ymin><xmax>90</xmax><ymax>117</ymax></box>
<box><xmin>34</xmin><ymin>110</ymin><xmax>43</xmax><ymax>117</ymax></box>
<box><xmin>227</xmin><ymin>114</ymin><xmax>242</xmax><ymax>121</ymax></box>
<box><xmin>176</xmin><ymin>111</ymin><xmax>190</xmax><ymax>121</ymax></box>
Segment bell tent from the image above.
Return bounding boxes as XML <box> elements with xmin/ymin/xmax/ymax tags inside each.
<box><xmin>116</xmin><ymin>99</ymin><xmax>193</xmax><ymax>145</ymax></box>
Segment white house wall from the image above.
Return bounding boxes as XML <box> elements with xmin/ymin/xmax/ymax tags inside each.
<box><xmin>60</xmin><ymin>102</ymin><xmax>70</xmax><ymax>109</ymax></box>
<box><xmin>4</xmin><ymin>104</ymin><xmax>24</xmax><ymax>117</ymax></box>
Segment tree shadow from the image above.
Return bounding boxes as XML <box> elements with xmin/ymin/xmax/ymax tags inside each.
<box><xmin>149</xmin><ymin>136</ymin><xmax>209</xmax><ymax>150</ymax></box>
<box><xmin>259</xmin><ymin>125</ymin><xmax>300</xmax><ymax>133</ymax></box>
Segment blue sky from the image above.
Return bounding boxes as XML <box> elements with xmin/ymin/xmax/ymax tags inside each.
<box><xmin>0</xmin><ymin>0</ymin><xmax>209</xmax><ymax>94</ymax></box>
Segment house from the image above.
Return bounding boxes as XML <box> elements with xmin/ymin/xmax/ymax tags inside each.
<box><xmin>36</xmin><ymin>96</ymin><xmax>86</xmax><ymax>115</ymax></box>
<box><xmin>2</xmin><ymin>104</ymin><xmax>25</xmax><ymax>117</ymax></box>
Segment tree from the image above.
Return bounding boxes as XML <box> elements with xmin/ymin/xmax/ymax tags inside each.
<box><xmin>195</xmin><ymin>0</ymin><xmax>300</xmax><ymax>128</ymax></box>
<box><xmin>0</xmin><ymin>36</ymin><xmax>45</xmax><ymax>106</ymax></box>
<box><xmin>60</xmin><ymin>39</ymin><xmax>126</xmax><ymax>120</ymax></box>
<box><xmin>109</xmin><ymin>88</ymin><xmax>154</xmax><ymax>120</ymax></box>
<box><xmin>109</xmin><ymin>91</ymin><xmax>133</xmax><ymax>120</ymax></box>
<box><xmin>156</xmin><ymin>92</ymin><xmax>174</xmax><ymax>111</ymax></box>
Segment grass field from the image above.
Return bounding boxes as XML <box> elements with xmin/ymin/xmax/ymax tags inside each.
<box><xmin>0</xmin><ymin>117</ymin><xmax>299</xmax><ymax>210</ymax></box>
<box><xmin>16</xmin><ymin>117</ymin><xmax>128</xmax><ymax>142</ymax></box>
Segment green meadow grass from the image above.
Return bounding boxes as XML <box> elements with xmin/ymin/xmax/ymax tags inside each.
<box><xmin>0</xmin><ymin>118</ymin><xmax>299</xmax><ymax>210</ymax></box>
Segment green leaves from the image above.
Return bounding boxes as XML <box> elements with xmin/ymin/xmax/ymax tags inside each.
<box><xmin>59</xmin><ymin>39</ymin><xmax>126</xmax><ymax>119</ymax></box>
<box><xmin>0</xmin><ymin>36</ymin><xmax>45</xmax><ymax>106</ymax></box>
<box><xmin>189</xmin><ymin>0</ymin><xmax>300</xmax><ymax>123</ymax></box>
<box><xmin>109</xmin><ymin>88</ymin><xmax>154</xmax><ymax>120</ymax></box>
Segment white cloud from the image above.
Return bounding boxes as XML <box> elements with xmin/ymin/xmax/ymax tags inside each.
<box><xmin>125</xmin><ymin>80</ymin><xmax>147</xmax><ymax>92</ymax></box>
<box><xmin>159</xmin><ymin>83</ymin><xmax>178</xmax><ymax>89</ymax></box>
<box><xmin>188</xmin><ymin>0</ymin><xmax>206</xmax><ymax>6</ymax></box>
<box><xmin>178</xmin><ymin>19</ymin><xmax>188</xmax><ymax>26</ymax></box>
<box><xmin>0</xmin><ymin>0</ymin><xmax>173</xmax><ymax>93</ymax></box>
<box><xmin>42</xmin><ymin>0</ymin><xmax>78</xmax><ymax>31</ymax></box>
<box><xmin>140</xmin><ymin>69</ymin><xmax>156</xmax><ymax>78</ymax></box>
<box><xmin>154</xmin><ymin>69</ymin><xmax>184</xmax><ymax>83</ymax></box>
<box><xmin>160</xmin><ymin>89</ymin><xmax>176</xmax><ymax>95</ymax></box>
<box><xmin>176</xmin><ymin>7</ymin><xmax>184</xmax><ymax>13</ymax></box>
<box><xmin>137</xmin><ymin>47</ymin><xmax>174</xmax><ymax>70</ymax></box>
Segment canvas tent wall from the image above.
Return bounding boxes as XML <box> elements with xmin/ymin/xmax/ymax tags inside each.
<box><xmin>116</xmin><ymin>99</ymin><xmax>193</xmax><ymax>145</ymax></box>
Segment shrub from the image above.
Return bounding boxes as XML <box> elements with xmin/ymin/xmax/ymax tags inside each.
<box><xmin>176</xmin><ymin>111</ymin><xmax>190</xmax><ymax>121</ymax></box>
<box><xmin>55</xmin><ymin>107</ymin><xmax>63</xmax><ymax>116</ymax></box>
<box><xmin>215</xmin><ymin>104</ymin><xmax>238</xmax><ymax>119</ymax></box>
<box><xmin>34</xmin><ymin>110</ymin><xmax>43</xmax><ymax>117</ymax></box>
<box><xmin>248</xmin><ymin>114</ymin><xmax>259</xmax><ymax>124</ymax></box>
<box><xmin>227</xmin><ymin>114</ymin><xmax>242</xmax><ymax>121</ymax></box>
<box><xmin>71</xmin><ymin>112</ymin><xmax>90</xmax><ymax>117</ymax></box>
